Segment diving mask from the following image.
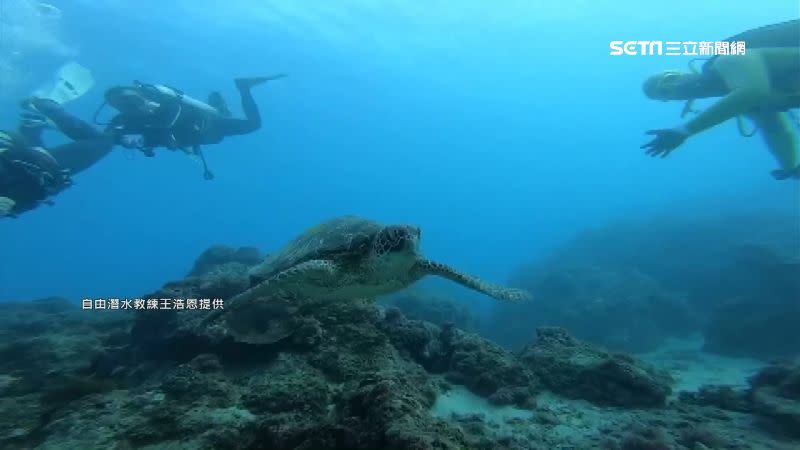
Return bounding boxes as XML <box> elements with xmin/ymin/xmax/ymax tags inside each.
<box><xmin>643</xmin><ymin>70</ymin><xmax>690</xmax><ymax>100</ymax></box>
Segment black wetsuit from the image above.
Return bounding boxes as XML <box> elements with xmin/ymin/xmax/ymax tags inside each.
<box><xmin>1</xmin><ymin>100</ymin><xmax>114</xmax><ymax>216</ymax></box>
<box><xmin>106</xmin><ymin>82</ymin><xmax>262</xmax><ymax>150</ymax></box>
<box><xmin>0</xmin><ymin>143</ymin><xmax>69</xmax><ymax>215</ymax></box>
<box><xmin>205</xmin><ymin>82</ymin><xmax>263</xmax><ymax>142</ymax></box>
<box><xmin>22</xmin><ymin>99</ymin><xmax>116</xmax><ymax>174</ymax></box>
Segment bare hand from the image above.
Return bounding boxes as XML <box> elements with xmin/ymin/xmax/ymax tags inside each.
<box><xmin>641</xmin><ymin>128</ymin><xmax>689</xmax><ymax>158</ymax></box>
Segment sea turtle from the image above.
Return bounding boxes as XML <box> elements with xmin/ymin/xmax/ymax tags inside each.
<box><xmin>199</xmin><ymin>215</ymin><xmax>531</xmax><ymax>343</ymax></box>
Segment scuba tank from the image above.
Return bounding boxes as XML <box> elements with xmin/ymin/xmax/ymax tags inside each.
<box><xmin>94</xmin><ymin>80</ymin><xmax>223</xmax><ymax>126</ymax></box>
<box><xmin>133</xmin><ymin>82</ymin><xmax>223</xmax><ymax>117</ymax></box>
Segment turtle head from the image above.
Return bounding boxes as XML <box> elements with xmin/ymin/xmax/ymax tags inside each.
<box><xmin>369</xmin><ymin>224</ymin><xmax>422</xmax><ymax>273</ymax></box>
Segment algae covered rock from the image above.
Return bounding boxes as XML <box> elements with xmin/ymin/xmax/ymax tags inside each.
<box><xmin>520</xmin><ymin>327</ymin><xmax>673</xmax><ymax>407</ymax></box>
<box><xmin>187</xmin><ymin>245</ymin><xmax>262</xmax><ymax>277</ymax></box>
<box><xmin>337</xmin><ymin>368</ymin><xmax>469</xmax><ymax>450</ymax></box>
<box><xmin>382</xmin><ymin>308</ymin><xmax>539</xmax><ymax>409</ymax></box>
<box><xmin>749</xmin><ymin>362</ymin><xmax>800</xmax><ymax>438</ymax></box>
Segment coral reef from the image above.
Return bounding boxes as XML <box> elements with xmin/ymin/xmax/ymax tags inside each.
<box><xmin>519</xmin><ymin>327</ymin><xmax>673</xmax><ymax>407</ymax></box>
<box><xmin>489</xmin><ymin>210</ymin><xmax>799</xmax><ymax>359</ymax></box>
<box><xmin>748</xmin><ymin>362</ymin><xmax>800</xmax><ymax>439</ymax></box>
<box><xmin>0</xmin><ymin>246</ymin><xmax>796</xmax><ymax>449</ymax></box>
<box><xmin>186</xmin><ymin>245</ymin><xmax>263</xmax><ymax>278</ymax></box>
<box><xmin>383</xmin><ymin>309</ymin><xmax>539</xmax><ymax>408</ymax></box>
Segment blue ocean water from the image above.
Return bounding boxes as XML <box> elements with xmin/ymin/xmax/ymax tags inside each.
<box><xmin>0</xmin><ymin>0</ymin><xmax>797</xmax><ymax>305</ymax></box>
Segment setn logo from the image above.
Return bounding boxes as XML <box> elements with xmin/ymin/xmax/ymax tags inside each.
<box><xmin>609</xmin><ymin>41</ymin><xmax>664</xmax><ymax>56</ymax></box>
<box><xmin>610</xmin><ymin>40</ymin><xmax>746</xmax><ymax>56</ymax></box>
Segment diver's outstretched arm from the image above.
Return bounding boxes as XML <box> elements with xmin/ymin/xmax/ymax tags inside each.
<box><xmin>682</xmin><ymin>54</ymin><xmax>771</xmax><ymax>136</ymax></box>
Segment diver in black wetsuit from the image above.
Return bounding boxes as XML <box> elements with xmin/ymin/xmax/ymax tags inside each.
<box><xmin>99</xmin><ymin>75</ymin><xmax>285</xmax><ymax>179</ymax></box>
<box><xmin>0</xmin><ymin>99</ymin><xmax>115</xmax><ymax>218</ymax></box>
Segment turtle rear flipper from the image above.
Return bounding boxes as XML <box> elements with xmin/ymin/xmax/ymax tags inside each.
<box><xmin>414</xmin><ymin>259</ymin><xmax>532</xmax><ymax>302</ymax></box>
<box><xmin>225</xmin><ymin>299</ymin><xmax>300</xmax><ymax>344</ymax></box>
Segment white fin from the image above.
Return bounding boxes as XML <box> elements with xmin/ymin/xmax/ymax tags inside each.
<box><xmin>32</xmin><ymin>61</ymin><xmax>95</xmax><ymax>105</ymax></box>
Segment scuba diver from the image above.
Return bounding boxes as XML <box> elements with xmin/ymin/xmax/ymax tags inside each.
<box><xmin>0</xmin><ymin>98</ymin><xmax>115</xmax><ymax>218</ymax></box>
<box><xmin>640</xmin><ymin>19</ymin><xmax>800</xmax><ymax>180</ymax></box>
<box><xmin>0</xmin><ymin>130</ymin><xmax>70</xmax><ymax>218</ymax></box>
<box><xmin>95</xmin><ymin>75</ymin><xmax>286</xmax><ymax>180</ymax></box>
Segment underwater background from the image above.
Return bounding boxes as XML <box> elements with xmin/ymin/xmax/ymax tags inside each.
<box><xmin>0</xmin><ymin>1</ymin><xmax>799</xmax><ymax>449</ymax></box>
<box><xmin>1</xmin><ymin>0</ymin><xmax>796</xmax><ymax>304</ymax></box>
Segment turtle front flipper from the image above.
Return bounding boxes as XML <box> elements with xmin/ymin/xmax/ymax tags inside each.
<box><xmin>414</xmin><ymin>259</ymin><xmax>532</xmax><ymax>302</ymax></box>
<box><xmin>198</xmin><ymin>259</ymin><xmax>340</xmax><ymax>328</ymax></box>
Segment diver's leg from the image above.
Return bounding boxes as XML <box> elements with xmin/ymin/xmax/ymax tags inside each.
<box><xmin>215</xmin><ymin>118</ymin><xmax>257</xmax><ymax>137</ymax></box>
<box><xmin>220</xmin><ymin>79</ymin><xmax>263</xmax><ymax>136</ymax></box>
<box><xmin>749</xmin><ymin>111</ymin><xmax>800</xmax><ymax>179</ymax></box>
<box><xmin>47</xmin><ymin>135</ymin><xmax>115</xmax><ymax>175</ymax></box>
<box><xmin>216</xmin><ymin>76</ymin><xmax>286</xmax><ymax>136</ymax></box>
<box><xmin>26</xmin><ymin>98</ymin><xmax>101</xmax><ymax>141</ymax></box>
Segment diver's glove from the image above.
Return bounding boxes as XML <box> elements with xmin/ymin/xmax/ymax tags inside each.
<box><xmin>19</xmin><ymin>97</ymin><xmax>58</xmax><ymax>129</ymax></box>
<box><xmin>119</xmin><ymin>135</ymin><xmax>155</xmax><ymax>157</ymax></box>
<box><xmin>0</xmin><ymin>197</ymin><xmax>16</xmax><ymax>217</ymax></box>
<box><xmin>19</xmin><ymin>111</ymin><xmax>55</xmax><ymax>131</ymax></box>
<box><xmin>119</xmin><ymin>134</ymin><xmax>144</xmax><ymax>149</ymax></box>
<box><xmin>20</xmin><ymin>97</ymin><xmax>61</xmax><ymax>115</ymax></box>
<box><xmin>641</xmin><ymin>125</ymin><xmax>690</xmax><ymax>158</ymax></box>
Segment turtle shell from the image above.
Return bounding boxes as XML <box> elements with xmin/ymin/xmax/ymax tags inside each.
<box><xmin>248</xmin><ymin>215</ymin><xmax>383</xmax><ymax>282</ymax></box>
